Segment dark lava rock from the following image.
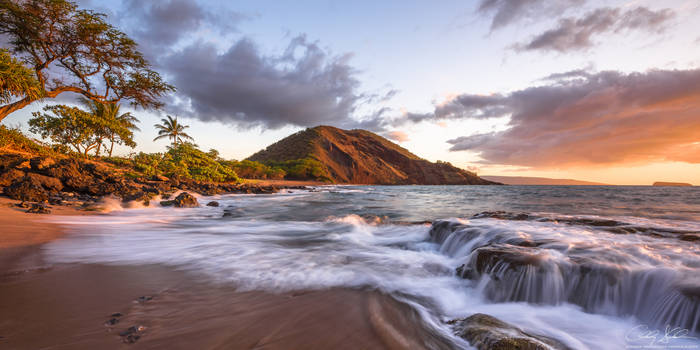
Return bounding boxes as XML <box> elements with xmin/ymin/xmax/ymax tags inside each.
<box><xmin>29</xmin><ymin>156</ymin><xmax>56</xmax><ymax>171</ymax></box>
<box><xmin>0</xmin><ymin>168</ymin><xmax>25</xmax><ymax>186</ymax></box>
<box><xmin>151</xmin><ymin>174</ymin><xmax>169</xmax><ymax>182</ymax></box>
<box><xmin>136</xmin><ymin>295</ymin><xmax>153</xmax><ymax>303</ymax></box>
<box><xmin>105</xmin><ymin>318</ymin><xmax>120</xmax><ymax>326</ymax></box>
<box><xmin>206</xmin><ymin>201</ymin><xmax>220</xmax><ymax>207</ymax></box>
<box><xmin>449</xmin><ymin>313</ymin><xmax>571</xmax><ymax>350</ymax></box>
<box><xmin>119</xmin><ymin>325</ymin><xmax>146</xmax><ymax>343</ymax></box>
<box><xmin>26</xmin><ymin>203</ymin><xmax>51</xmax><ymax>214</ymax></box>
<box><xmin>25</xmin><ymin>173</ymin><xmax>63</xmax><ymax>191</ymax></box>
<box><xmin>0</xmin><ymin>154</ymin><xmax>29</xmax><ymax>171</ymax></box>
<box><xmin>4</xmin><ymin>178</ymin><xmax>48</xmax><ymax>202</ymax></box>
<box><xmin>160</xmin><ymin>192</ymin><xmax>198</xmax><ymax>208</ymax></box>
<box><xmin>457</xmin><ymin>244</ymin><xmax>547</xmax><ymax>280</ymax></box>
<box><xmin>111</xmin><ymin>312</ymin><xmax>123</xmax><ymax>317</ymax></box>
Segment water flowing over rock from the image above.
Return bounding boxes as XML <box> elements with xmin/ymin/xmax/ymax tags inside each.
<box><xmin>161</xmin><ymin>192</ymin><xmax>199</xmax><ymax>208</ymax></box>
<box><xmin>449</xmin><ymin>313</ymin><xmax>572</xmax><ymax>350</ymax></box>
<box><xmin>430</xmin><ymin>217</ymin><xmax>700</xmax><ymax>334</ymax></box>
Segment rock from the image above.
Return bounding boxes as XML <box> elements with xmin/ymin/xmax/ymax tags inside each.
<box><xmin>15</xmin><ymin>201</ymin><xmax>31</xmax><ymax>208</ymax></box>
<box><xmin>457</xmin><ymin>244</ymin><xmax>547</xmax><ymax>280</ymax></box>
<box><xmin>29</xmin><ymin>156</ymin><xmax>55</xmax><ymax>171</ymax></box>
<box><xmin>151</xmin><ymin>174</ymin><xmax>169</xmax><ymax>182</ymax></box>
<box><xmin>206</xmin><ymin>201</ymin><xmax>220</xmax><ymax>207</ymax></box>
<box><xmin>449</xmin><ymin>313</ymin><xmax>571</xmax><ymax>350</ymax></box>
<box><xmin>48</xmin><ymin>196</ymin><xmax>63</xmax><ymax>205</ymax></box>
<box><xmin>0</xmin><ymin>168</ymin><xmax>25</xmax><ymax>186</ymax></box>
<box><xmin>161</xmin><ymin>192</ymin><xmax>198</xmax><ymax>208</ymax></box>
<box><xmin>119</xmin><ymin>325</ymin><xmax>146</xmax><ymax>343</ymax></box>
<box><xmin>104</xmin><ymin>318</ymin><xmax>119</xmax><ymax>326</ymax></box>
<box><xmin>26</xmin><ymin>203</ymin><xmax>51</xmax><ymax>214</ymax></box>
<box><xmin>0</xmin><ymin>154</ymin><xmax>29</xmax><ymax>171</ymax></box>
<box><xmin>121</xmin><ymin>191</ymin><xmax>155</xmax><ymax>206</ymax></box>
<box><xmin>25</xmin><ymin>173</ymin><xmax>63</xmax><ymax>191</ymax></box>
<box><xmin>4</xmin><ymin>178</ymin><xmax>48</xmax><ymax>202</ymax></box>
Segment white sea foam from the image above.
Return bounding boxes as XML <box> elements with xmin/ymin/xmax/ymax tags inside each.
<box><xmin>44</xmin><ymin>187</ymin><xmax>700</xmax><ymax>350</ymax></box>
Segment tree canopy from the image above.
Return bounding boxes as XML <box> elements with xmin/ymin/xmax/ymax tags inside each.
<box><xmin>0</xmin><ymin>0</ymin><xmax>174</xmax><ymax>121</ymax></box>
<box><xmin>29</xmin><ymin>102</ymin><xmax>139</xmax><ymax>157</ymax></box>
<box><xmin>154</xmin><ymin>115</ymin><xmax>194</xmax><ymax>146</ymax></box>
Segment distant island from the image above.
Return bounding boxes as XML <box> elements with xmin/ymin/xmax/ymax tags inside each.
<box><xmin>482</xmin><ymin>176</ymin><xmax>610</xmax><ymax>186</ymax></box>
<box><xmin>652</xmin><ymin>182</ymin><xmax>693</xmax><ymax>187</ymax></box>
<box><xmin>249</xmin><ymin>126</ymin><xmax>499</xmax><ymax>185</ymax></box>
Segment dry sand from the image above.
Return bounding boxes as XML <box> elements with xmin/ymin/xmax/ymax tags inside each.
<box><xmin>0</xmin><ymin>197</ymin><xmax>452</xmax><ymax>350</ymax></box>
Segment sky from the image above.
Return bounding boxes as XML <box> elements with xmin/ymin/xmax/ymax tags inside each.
<box><xmin>3</xmin><ymin>0</ymin><xmax>700</xmax><ymax>185</ymax></box>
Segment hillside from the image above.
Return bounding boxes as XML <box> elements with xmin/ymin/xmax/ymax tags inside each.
<box><xmin>482</xmin><ymin>176</ymin><xmax>610</xmax><ymax>186</ymax></box>
<box><xmin>248</xmin><ymin>126</ymin><xmax>499</xmax><ymax>185</ymax></box>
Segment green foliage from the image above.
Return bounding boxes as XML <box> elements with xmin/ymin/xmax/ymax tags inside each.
<box><xmin>220</xmin><ymin>159</ymin><xmax>287</xmax><ymax>180</ymax></box>
<box><xmin>28</xmin><ymin>102</ymin><xmax>139</xmax><ymax>157</ymax></box>
<box><xmin>0</xmin><ymin>49</ymin><xmax>43</xmax><ymax>103</ymax></box>
<box><xmin>81</xmin><ymin>99</ymin><xmax>139</xmax><ymax>156</ymax></box>
<box><xmin>0</xmin><ymin>124</ymin><xmax>59</xmax><ymax>156</ymax></box>
<box><xmin>0</xmin><ymin>0</ymin><xmax>174</xmax><ymax>120</ymax></box>
<box><xmin>104</xmin><ymin>143</ymin><xmax>241</xmax><ymax>183</ymax></box>
<box><xmin>29</xmin><ymin>104</ymin><xmax>107</xmax><ymax>156</ymax></box>
<box><xmin>153</xmin><ymin>115</ymin><xmax>194</xmax><ymax>146</ymax></box>
<box><xmin>266</xmin><ymin>158</ymin><xmax>332</xmax><ymax>182</ymax></box>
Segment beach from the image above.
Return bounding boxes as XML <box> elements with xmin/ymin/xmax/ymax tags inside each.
<box><xmin>0</xmin><ymin>197</ymin><xmax>446</xmax><ymax>350</ymax></box>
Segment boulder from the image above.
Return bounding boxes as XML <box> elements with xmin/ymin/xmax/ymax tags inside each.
<box><xmin>206</xmin><ymin>201</ymin><xmax>220</xmax><ymax>207</ymax></box>
<box><xmin>449</xmin><ymin>313</ymin><xmax>571</xmax><ymax>350</ymax></box>
<box><xmin>25</xmin><ymin>173</ymin><xmax>63</xmax><ymax>191</ymax></box>
<box><xmin>29</xmin><ymin>156</ymin><xmax>56</xmax><ymax>171</ymax></box>
<box><xmin>0</xmin><ymin>168</ymin><xmax>25</xmax><ymax>186</ymax></box>
<box><xmin>160</xmin><ymin>192</ymin><xmax>199</xmax><ymax>208</ymax></box>
<box><xmin>0</xmin><ymin>154</ymin><xmax>29</xmax><ymax>171</ymax></box>
<box><xmin>26</xmin><ymin>203</ymin><xmax>51</xmax><ymax>214</ymax></box>
<box><xmin>4</xmin><ymin>178</ymin><xmax>48</xmax><ymax>202</ymax></box>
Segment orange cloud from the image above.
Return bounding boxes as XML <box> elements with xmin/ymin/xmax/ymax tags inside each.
<box><xmin>440</xmin><ymin>69</ymin><xmax>700</xmax><ymax>167</ymax></box>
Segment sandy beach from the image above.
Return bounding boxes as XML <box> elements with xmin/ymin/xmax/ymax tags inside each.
<box><xmin>0</xmin><ymin>198</ymin><xmax>448</xmax><ymax>350</ymax></box>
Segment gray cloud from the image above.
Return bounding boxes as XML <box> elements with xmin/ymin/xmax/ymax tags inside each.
<box><xmin>518</xmin><ymin>7</ymin><xmax>675</xmax><ymax>52</ymax></box>
<box><xmin>119</xmin><ymin>0</ymin><xmax>247</xmax><ymax>59</ymax></box>
<box><xmin>477</xmin><ymin>0</ymin><xmax>585</xmax><ymax>30</ymax></box>
<box><xmin>413</xmin><ymin>68</ymin><xmax>700</xmax><ymax>167</ymax></box>
<box><xmin>162</xmin><ymin>35</ymin><xmax>371</xmax><ymax>129</ymax></box>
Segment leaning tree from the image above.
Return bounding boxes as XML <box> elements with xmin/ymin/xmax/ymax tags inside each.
<box><xmin>0</xmin><ymin>0</ymin><xmax>174</xmax><ymax>121</ymax></box>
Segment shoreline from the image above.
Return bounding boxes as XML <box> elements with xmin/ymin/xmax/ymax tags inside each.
<box><xmin>0</xmin><ymin>196</ymin><xmax>451</xmax><ymax>350</ymax></box>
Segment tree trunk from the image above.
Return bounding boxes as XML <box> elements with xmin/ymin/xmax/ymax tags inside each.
<box><xmin>109</xmin><ymin>135</ymin><xmax>115</xmax><ymax>157</ymax></box>
<box><xmin>0</xmin><ymin>98</ymin><xmax>35</xmax><ymax>122</ymax></box>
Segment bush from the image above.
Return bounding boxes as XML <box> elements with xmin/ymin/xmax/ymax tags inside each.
<box><xmin>267</xmin><ymin>158</ymin><xmax>332</xmax><ymax>182</ymax></box>
<box><xmin>221</xmin><ymin>159</ymin><xmax>286</xmax><ymax>180</ymax></box>
<box><xmin>0</xmin><ymin>125</ymin><xmax>60</xmax><ymax>156</ymax></box>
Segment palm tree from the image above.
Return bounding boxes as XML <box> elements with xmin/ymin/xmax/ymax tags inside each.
<box><xmin>81</xmin><ymin>99</ymin><xmax>140</xmax><ymax>156</ymax></box>
<box><xmin>153</xmin><ymin>115</ymin><xmax>194</xmax><ymax>146</ymax></box>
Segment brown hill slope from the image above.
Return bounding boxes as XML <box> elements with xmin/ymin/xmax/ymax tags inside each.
<box><xmin>248</xmin><ymin>126</ymin><xmax>499</xmax><ymax>185</ymax></box>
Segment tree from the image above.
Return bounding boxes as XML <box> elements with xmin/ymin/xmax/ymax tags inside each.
<box><xmin>153</xmin><ymin>115</ymin><xmax>194</xmax><ymax>146</ymax></box>
<box><xmin>28</xmin><ymin>104</ymin><xmax>106</xmax><ymax>157</ymax></box>
<box><xmin>81</xmin><ymin>99</ymin><xmax>139</xmax><ymax>157</ymax></box>
<box><xmin>0</xmin><ymin>0</ymin><xmax>175</xmax><ymax>121</ymax></box>
<box><xmin>0</xmin><ymin>49</ymin><xmax>43</xmax><ymax>104</ymax></box>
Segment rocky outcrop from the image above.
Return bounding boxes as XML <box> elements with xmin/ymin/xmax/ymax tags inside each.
<box><xmin>449</xmin><ymin>313</ymin><xmax>571</xmax><ymax>350</ymax></box>
<box><xmin>0</xmin><ymin>153</ymin><xmax>304</xmax><ymax>210</ymax></box>
<box><xmin>248</xmin><ymin>126</ymin><xmax>500</xmax><ymax>185</ymax></box>
<box><xmin>160</xmin><ymin>192</ymin><xmax>199</xmax><ymax>208</ymax></box>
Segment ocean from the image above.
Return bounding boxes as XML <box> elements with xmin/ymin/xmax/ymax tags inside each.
<box><xmin>44</xmin><ymin>185</ymin><xmax>700</xmax><ymax>349</ymax></box>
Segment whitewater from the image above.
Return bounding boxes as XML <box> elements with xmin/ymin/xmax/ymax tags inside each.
<box><xmin>43</xmin><ymin>185</ymin><xmax>700</xmax><ymax>349</ymax></box>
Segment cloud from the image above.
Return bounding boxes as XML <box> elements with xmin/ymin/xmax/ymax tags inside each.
<box><xmin>419</xmin><ymin>68</ymin><xmax>700</xmax><ymax>167</ymax></box>
<box><xmin>119</xmin><ymin>0</ymin><xmax>247</xmax><ymax>57</ymax></box>
<box><xmin>162</xmin><ymin>35</ymin><xmax>369</xmax><ymax>129</ymax></box>
<box><xmin>477</xmin><ymin>0</ymin><xmax>585</xmax><ymax>30</ymax></box>
<box><xmin>384</xmin><ymin>131</ymin><xmax>409</xmax><ymax>142</ymax></box>
<box><xmin>518</xmin><ymin>7</ymin><xmax>675</xmax><ymax>53</ymax></box>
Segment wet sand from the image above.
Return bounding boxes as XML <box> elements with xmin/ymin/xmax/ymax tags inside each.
<box><xmin>0</xmin><ymin>198</ymin><xmax>452</xmax><ymax>350</ymax></box>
